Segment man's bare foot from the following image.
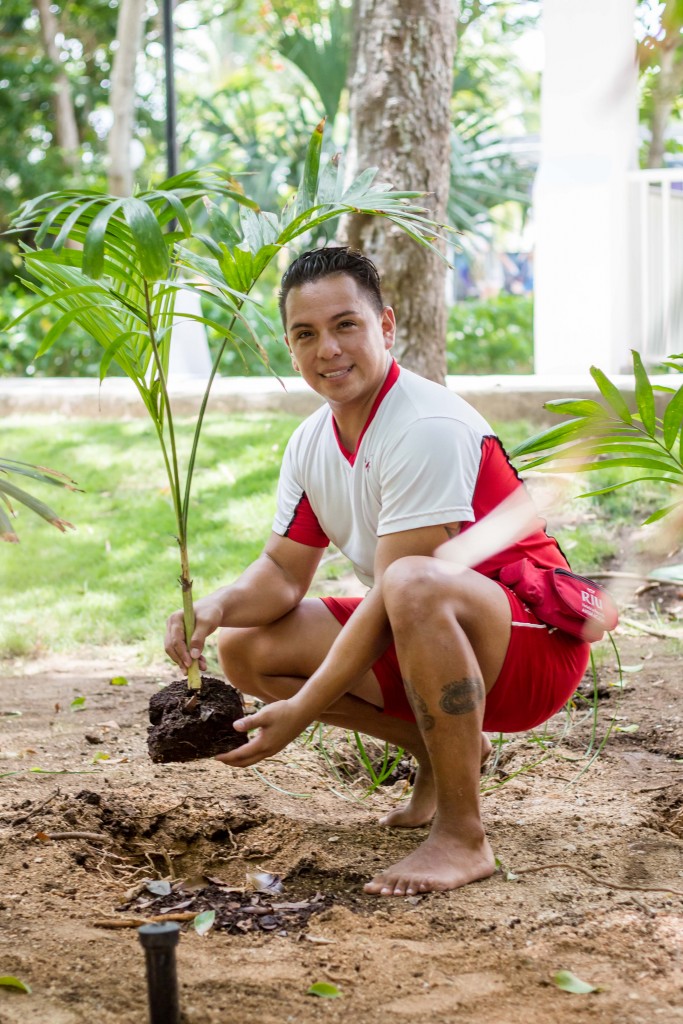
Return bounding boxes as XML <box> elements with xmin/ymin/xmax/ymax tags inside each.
<box><xmin>379</xmin><ymin>733</ymin><xmax>493</xmax><ymax>829</ymax></box>
<box><xmin>364</xmin><ymin>829</ymin><xmax>495</xmax><ymax>896</ymax></box>
<box><xmin>379</xmin><ymin>761</ymin><xmax>435</xmax><ymax>828</ymax></box>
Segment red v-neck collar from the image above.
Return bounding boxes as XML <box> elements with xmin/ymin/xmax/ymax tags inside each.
<box><xmin>332</xmin><ymin>359</ymin><xmax>400</xmax><ymax>466</ymax></box>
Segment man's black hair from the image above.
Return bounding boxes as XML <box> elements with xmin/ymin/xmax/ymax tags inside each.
<box><xmin>278</xmin><ymin>246</ymin><xmax>384</xmax><ymax>328</ymax></box>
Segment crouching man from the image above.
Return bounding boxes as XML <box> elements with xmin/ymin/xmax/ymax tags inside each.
<box><xmin>165</xmin><ymin>247</ymin><xmax>590</xmax><ymax>896</ymax></box>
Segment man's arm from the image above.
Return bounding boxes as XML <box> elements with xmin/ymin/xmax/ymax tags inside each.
<box><xmin>165</xmin><ymin>532</ymin><xmax>324</xmax><ymax>671</ymax></box>
<box><xmin>219</xmin><ymin>521</ymin><xmax>461</xmax><ymax>766</ymax></box>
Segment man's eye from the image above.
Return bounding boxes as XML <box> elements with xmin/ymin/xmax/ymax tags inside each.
<box><xmin>338</xmin><ymin>320</ymin><xmax>356</xmax><ymax>329</ymax></box>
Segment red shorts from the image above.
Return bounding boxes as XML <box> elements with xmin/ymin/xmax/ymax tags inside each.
<box><xmin>321</xmin><ymin>586</ymin><xmax>591</xmax><ymax>734</ymax></box>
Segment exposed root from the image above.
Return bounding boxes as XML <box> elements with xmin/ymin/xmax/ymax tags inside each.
<box><xmin>510</xmin><ymin>860</ymin><xmax>683</xmax><ymax>897</ymax></box>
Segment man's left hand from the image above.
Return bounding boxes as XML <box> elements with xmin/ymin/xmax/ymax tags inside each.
<box><xmin>215</xmin><ymin>700</ymin><xmax>312</xmax><ymax>768</ymax></box>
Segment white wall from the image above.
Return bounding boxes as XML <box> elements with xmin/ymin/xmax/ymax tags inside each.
<box><xmin>534</xmin><ymin>0</ymin><xmax>639</xmax><ymax>374</ymax></box>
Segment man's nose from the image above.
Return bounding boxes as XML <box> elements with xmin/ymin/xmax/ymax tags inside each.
<box><xmin>317</xmin><ymin>331</ymin><xmax>342</xmax><ymax>358</ymax></box>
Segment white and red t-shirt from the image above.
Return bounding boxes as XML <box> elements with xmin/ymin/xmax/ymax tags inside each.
<box><xmin>272</xmin><ymin>359</ymin><xmax>569</xmax><ymax>587</ymax></box>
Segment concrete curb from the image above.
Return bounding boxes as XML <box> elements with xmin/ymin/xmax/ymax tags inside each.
<box><xmin>0</xmin><ymin>374</ymin><xmax>669</xmax><ymax>424</ymax></box>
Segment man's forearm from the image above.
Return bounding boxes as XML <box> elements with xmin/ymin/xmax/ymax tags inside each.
<box><xmin>290</xmin><ymin>585</ymin><xmax>391</xmax><ymax>720</ymax></box>
<box><xmin>196</xmin><ymin>553</ymin><xmax>307</xmax><ymax>630</ymax></box>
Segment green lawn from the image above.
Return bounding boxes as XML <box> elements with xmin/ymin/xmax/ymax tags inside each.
<box><xmin>1</xmin><ymin>412</ymin><xmax>300</xmax><ymax>661</ymax></box>
<box><xmin>1</xmin><ymin>412</ymin><xmax>665</xmax><ymax>664</ymax></box>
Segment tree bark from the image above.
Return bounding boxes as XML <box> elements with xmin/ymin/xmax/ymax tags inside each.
<box><xmin>35</xmin><ymin>0</ymin><xmax>80</xmax><ymax>163</ymax></box>
<box><xmin>344</xmin><ymin>0</ymin><xmax>456</xmax><ymax>384</ymax></box>
<box><xmin>108</xmin><ymin>0</ymin><xmax>147</xmax><ymax>196</ymax></box>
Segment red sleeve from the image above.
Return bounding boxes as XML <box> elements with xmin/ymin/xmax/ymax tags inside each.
<box><xmin>465</xmin><ymin>436</ymin><xmax>570</xmax><ymax>576</ymax></box>
<box><xmin>284</xmin><ymin>492</ymin><xmax>330</xmax><ymax>548</ymax></box>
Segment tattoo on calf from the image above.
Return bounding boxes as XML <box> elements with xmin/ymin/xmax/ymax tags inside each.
<box><xmin>404</xmin><ymin>679</ymin><xmax>435</xmax><ymax>732</ymax></box>
<box><xmin>439</xmin><ymin>677</ymin><xmax>485</xmax><ymax>716</ymax></box>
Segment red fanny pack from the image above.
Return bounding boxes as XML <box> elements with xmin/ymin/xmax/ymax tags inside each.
<box><xmin>498</xmin><ymin>558</ymin><xmax>619</xmax><ymax>642</ymax></box>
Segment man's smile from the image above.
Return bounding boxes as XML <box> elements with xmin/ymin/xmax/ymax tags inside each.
<box><xmin>321</xmin><ymin>366</ymin><xmax>354</xmax><ymax>379</ymax></box>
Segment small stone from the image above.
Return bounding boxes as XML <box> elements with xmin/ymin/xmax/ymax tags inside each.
<box><xmin>84</xmin><ymin>733</ymin><xmax>102</xmax><ymax>745</ymax></box>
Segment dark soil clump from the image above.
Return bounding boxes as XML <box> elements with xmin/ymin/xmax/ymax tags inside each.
<box><xmin>123</xmin><ymin>882</ymin><xmax>333</xmax><ymax>936</ymax></box>
<box><xmin>147</xmin><ymin>676</ymin><xmax>248</xmax><ymax>764</ymax></box>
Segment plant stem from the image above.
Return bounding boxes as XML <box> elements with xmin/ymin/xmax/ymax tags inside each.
<box><xmin>179</xmin><ymin>541</ymin><xmax>201</xmax><ymax>690</ymax></box>
<box><xmin>143</xmin><ymin>280</ymin><xmax>200</xmax><ymax>688</ymax></box>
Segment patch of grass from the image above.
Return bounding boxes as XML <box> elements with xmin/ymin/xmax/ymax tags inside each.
<box><xmin>1</xmin><ymin>413</ymin><xmax>300</xmax><ymax>662</ymax></box>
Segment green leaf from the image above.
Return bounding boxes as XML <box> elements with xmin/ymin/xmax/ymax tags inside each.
<box><xmin>543</xmin><ymin>399</ymin><xmax>608</xmax><ymax>418</ymax></box>
<box><xmin>300</xmin><ymin>116</ymin><xmax>325</xmax><ymax>211</ymax></box>
<box><xmin>70</xmin><ymin>696</ymin><xmax>86</xmax><ymax>711</ymax></box>
<box><xmin>553</xmin><ymin>970</ymin><xmax>597</xmax><ymax>994</ymax></box>
<box><xmin>662</xmin><ymin>385</ymin><xmax>683</xmax><ymax>450</ymax></box>
<box><xmin>110</xmin><ymin>676</ymin><xmax>129</xmax><ymax>686</ymax></box>
<box><xmin>204</xmin><ymin>199</ymin><xmax>241</xmax><ymax>247</ymax></box>
<box><xmin>307</xmin><ymin>982</ymin><xmax>342</xmax><ymax>999</ymax></box>
<box><xmin>632</xmin><ymin>350</ymin><xmax>656</xmax><ymax>436</ymax></box>
<box><xmin>643</xmin><ymin>500</ymin><xmax>683</xmax><ymax>525</ymax></box>
<box><xmin>193</xmin><ymin>909</ymin><xmax>216</xmax><ymax>936</ymax></box>
<box><xmin>92</xmin><ymin>752</ymin><xmax>111</xmax><ymax>762</ymax></box>
<box><xmin>615</xmin><ymin>723</ymin><xmax>639</xmax><ymax>733</ymax></box>
<box><xmin>0</xmin><ymin>975</ymin><xmax>31</xmax><ymax>994</ymax></box>
<box><xmin>590</xmin><ymin>366</ymin><xmax>632</xmax><ymax>424</ymax></box>
<box><xmin>648</xmin><ymin>563</ymin><xmax>683</xmax><ymax>583</ymax></box>
<box><xmin>83</xmin><ymin>199</ymin><xmax>127</xmax><ymax>278</ymax></box>
<box><xmin>123</xmin><ymin>198</ymin><xmax>171</xmax><ymax>281</ymax></box>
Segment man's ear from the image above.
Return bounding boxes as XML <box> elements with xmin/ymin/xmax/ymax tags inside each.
<box><xmin>284</xmin><ymin>334</ymin><xmax>300</xmax><ymax>373</ymax></box>
<box><xmin>381</xmin><ymin>306</ymin><xmax>396</xmax><ymax>350</ymax></box>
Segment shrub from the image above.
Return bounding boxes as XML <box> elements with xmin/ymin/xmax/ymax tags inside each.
<box><xmin>446</xmin><ymin>295</ymin><xmax>533</xmax><ymax>375</ymax></box>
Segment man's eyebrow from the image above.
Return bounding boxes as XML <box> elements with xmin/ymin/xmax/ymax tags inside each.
<box><xmin>289</xmin><ymin>309</ymin><xmax>360</xmax><ymax>332</ymax></box>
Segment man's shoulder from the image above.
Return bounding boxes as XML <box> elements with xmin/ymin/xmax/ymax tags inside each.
<box><xmin>390</xmin><ymin>366</ymin><xmax>493</xmax><ymax>436</ymax></box>
<box><xmin>287</xmin><ymin>402</ymin><xmax>331</xmax><ymax>447</ymax></box>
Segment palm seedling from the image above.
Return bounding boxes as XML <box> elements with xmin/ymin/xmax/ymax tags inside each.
<box><xmin>510</xmin><ymin>350</ymin><xmax>683</xmax><ymax>521</ymax></box>
<box><xmin>7</xmin><ymin>121</ymin><xmax>452</xmax><ymax>761</ymax></box>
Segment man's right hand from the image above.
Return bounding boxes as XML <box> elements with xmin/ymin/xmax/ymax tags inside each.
<box><xmin>164</xmin><ymin>600</ymin><xmax>223</xmax><ymax>674</ymax></box>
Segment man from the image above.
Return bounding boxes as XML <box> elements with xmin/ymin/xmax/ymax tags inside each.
<box><xmin>165</xmin><ymin>247</ymin><xmax>590</xmax><ymax>897</ymax></box>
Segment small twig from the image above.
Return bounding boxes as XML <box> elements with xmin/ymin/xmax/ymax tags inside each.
<box><xmin>93</xmin><ymin>911</ymin><xmax>197</xmax><ymax>929</ymax></box>
<box><xmin>3</xmin><ymin>789</ymin><xmax>60</xmax><ymax>826</ymax></box>
<box><xmin>629</xmin><ymin>895</ymin><xmax>656</xmax><ymax>917</ymax></box>
<box><xmin>39</xmin><ymin>831</ymin><xmax>110</xmax><ymax>842</ymax></box>
<box><xmin>619</xmin><ymin>617</ymin><xmax>682</xmax><ymax>640</ymax></box>
<box><xmin>634</xmin><ymin>582</ymin><xmax>661</xmax><ymax>597</ymax></box>
<box><xmin>638</xmin><ymin>781</ymin><xmax>683</xmax><ymax>793</ymax></box>
<box><xmin>510</xmin><ymin>861</ymin><xmax>683</xmax><ymax>897</ymax></box>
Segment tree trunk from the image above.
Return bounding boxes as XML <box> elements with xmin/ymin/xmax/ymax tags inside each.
<box><xmin>35</xmin><ymin>0</ymin><xmax>80</xmax><ymax>163</ymax></box>
<box><xmin>646</xmin><ymin>43</ymin><xmax>683</xmax><ymax>168</ymax></box>
<box><xmin>108</xmin><ymin>0</ymin><xmax>147</xmax><ymax>196</ymax></box>
<box><xmin>344</xmin><ymin>0</ymin><xmax>456</xmax><ymax>384</ymax></box>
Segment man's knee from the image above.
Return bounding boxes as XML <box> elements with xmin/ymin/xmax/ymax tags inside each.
<box><xmin>218</xmin><ymin>626</ymin><xmax>268</xmax><ymax>696</ymax></box>
<box><xmin>382</xmin><ymin>556</ymin><xmax>454</xmax><ymax>626</ymax></box>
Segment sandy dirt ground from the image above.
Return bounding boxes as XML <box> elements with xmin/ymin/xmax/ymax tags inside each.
<box><xmin>0</xmin><ymin>577</ymin><xmax>682</xmax><ymax>1024</ymax></box>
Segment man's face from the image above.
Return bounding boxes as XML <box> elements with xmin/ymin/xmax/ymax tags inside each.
<box><xmin>284</xmin><ymin>273</ymin><xmax>395</xmax><ymax>409</ymax></box>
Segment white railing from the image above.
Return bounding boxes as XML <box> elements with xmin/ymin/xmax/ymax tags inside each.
<box><xmin>629</xmin><ymin>168</ymin><xmax>683</xmax><ymax>363</ymax></box>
